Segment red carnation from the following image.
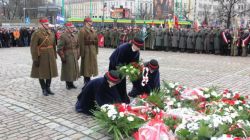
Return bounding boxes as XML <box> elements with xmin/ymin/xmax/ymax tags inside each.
<box><xmin>199</xmin><ymin>102</ymin><xmax>206</xmax><ymax>108</ymax></box>
<box><xmin>118</xmin><ymin>106</ymin><xmax>126</xmax><ymax>112</ymax></box>
<box><xmin>172</xmin><ymin>115</ymin><xmax>177</xmax><ymax>120</ymax></box>
<box><xmin>173</xmin><ymin>125</ymin><xmax>178</xmax><ymax>129</ymax></box>
<box><xmin>174</xmin><ymin>90</ymin><xmax>179</xmax><ymax>95</ymax></box>
<box><xmin>233</xmin><ymin>93</ymin><xmax>240</xmax><ymax>99</ymax></box>
<box><xmin>228</xmin><ymin>100</ymin><xmax>235</xmax><ymax>106</ymax></box>
<box><xmin>233</xmin><ymin>138</ymin><xmax>242</xmax><ymax>140</ymax></box>
<box><xmin>127</xmin><ymin>105</ymin><xmax>132</xmax><ymax>111</ymax></box>
<box><xmin>133</xmin><ymin>131</ymin><xmax>139</xmax><ymax>140</ymax></box>
<box><xmin>223</xmin><ymin>89</ymin><xmax>229</xmax><ymax>94</ymax></box>
<box><xmin>139</xmin><ymin>93</ymin><xmax>148</xmax><ymax>99</ymax></box>
<box><xmin>242</xmin><ymin>100</ymin><xmax>246</xmax><ymax>104</ymax></box>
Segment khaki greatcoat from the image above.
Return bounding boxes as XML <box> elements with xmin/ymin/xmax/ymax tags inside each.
<box><xmin>78</xmin><ymin>26</ymin><xmax>98</xmax><ymax>77</ymax></box>
<box><xmin>30</xmin><ymin>28</ymin><xmax>58</xmax><ymax>79</ymax></box>
<box><xmin>57</xmin><ymin>31</ymin><xmax>80</xmax><ymax>81</ymax></box>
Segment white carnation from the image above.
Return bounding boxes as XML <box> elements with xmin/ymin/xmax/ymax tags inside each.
<box><xmin>238</xmin><ymin>106</ymin><xmax>243</xmax><ymax>111</ymax></box>
<box><xmin>229</xmin><ymin>106</ymin><xmax>234</xmax><ymax>111</ymax></box>
<box><xmin>211</xmin><ymin>91</ymin><xmax>219</xmax><ymax>97</ymax></box>
<box><xmin>177</xmin><ymin>102</ymin><xmax>182</xmax><ymax>108</ymax></box>
<box><xmin>226</xmin><ymin>93</ymin><xmax>231</xmax><ymax>98</ymax></box>
<box><xmin>127</xmin><ymin>116</ymin><xmax>134</xmax><ymax>122</ymax></box>
<box><xmin>119</xmin><ymin>112</ymin><xmax>125</xmax><ymax>117</ymax></box>
<box><xmin>204</xmin><ymin>94</ymin><xmax>211</xmax><ymax>99</ymax></box>
<box><xmin>169</xmin><ymin>83</ymin><xmax>175</xmax><ymax>88</ymax></box>
<box><xmin>111</xmin><ymin>115</ymin><xmax>116</xmax><ymax>120</ymax></box>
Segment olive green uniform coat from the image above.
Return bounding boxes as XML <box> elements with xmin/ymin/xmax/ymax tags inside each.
<box><xmin>78</xmin><ymin>26</ymin><xmax>98</xmax><ymax>77</ymax></box>
<box><xmin>57</xmin><ymin>31</ymin><xmax>80</xmax><ymax>82</ymax></box>
<box><xmin>30</xmin><ymin>28</ymin><xmax>58</xmax><ymax>79</ymax></box>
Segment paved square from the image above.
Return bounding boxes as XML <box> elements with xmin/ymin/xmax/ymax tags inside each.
<box><xmin>0</xmin><ymin>47</ymin><xmax>249</xmax><ymax>139</ymax></box>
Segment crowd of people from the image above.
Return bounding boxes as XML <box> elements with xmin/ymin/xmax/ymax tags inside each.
<box><xmin>0</xmin><ymin>27</ymin><xmax>35</xmax><ymax>48</ymax></box>
<box><xmin>98</xmin><ymin>25</ymin><xmax>250</xmax><ymax>57</ymax></box>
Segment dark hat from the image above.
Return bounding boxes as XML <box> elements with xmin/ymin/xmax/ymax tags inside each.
<box><xmin>148</xmin><ymin>59</ymin><xmax>159</xmax><ymax>70</ymax></box>
<box><xmin>104</xmin><ymin>70</ymin><xmax>122</xmax><ymax>84</ymax></box>
<box><xmin>39</xmin><ymin>17</ymin><xmax>49</xmax><ymax>24</ymax></box>
<box><xmin>84</xmin><ymin>17</ymin><xmax>92</xmax><ymax>22</ymax></box>
<box><xmin>132</xmin><ymin>37</ymin><xmax>144</xmax><ymax>48</ymax></box>
<box><xmin>65</xmin><ymin>22</ymin><xmax>74</xmax><ymax>27</ymax></box>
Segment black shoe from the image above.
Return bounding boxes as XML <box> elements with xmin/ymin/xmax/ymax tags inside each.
<box><xmin>71</xmin><ymin>83</ymin><xmax>77</xmax><ymax>89</ymax></box>
<box><xmin>42</xmin><ymin>89</ymin><xmax>49</xmax><ymax>96</ymax></box>
<box><xmin>66</xmin><ymin>84</ymin><xmax>72</xmax><ymax>90</ymax></box>
<box><xmin>46</xmin><ymin>87</ymin><xmax>55</xmax><ymax>95</ymax></box>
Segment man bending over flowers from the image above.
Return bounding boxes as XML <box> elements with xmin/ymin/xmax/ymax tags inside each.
<box><xmin>75</xmin><ymin>70</ymin><xmax>123</xmax><ymax>115</ymax></box>
<box><xmin>128</xmin><ymin>59</ymin><xmax>160</xmax><ymax>97</ymax></box>
<box><xmin>109</xmin><ymin>36</ymin><xmax>144</xmax><ymax>103</ymax></box>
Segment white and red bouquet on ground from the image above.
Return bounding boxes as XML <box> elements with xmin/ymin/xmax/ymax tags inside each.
<box><xmin>94</xmin><ymin>81</ymin><xmax>250</xmax><ymax>140</ymax></box>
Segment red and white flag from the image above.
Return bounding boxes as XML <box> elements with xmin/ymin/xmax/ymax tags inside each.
<box><xmin>173</xmin><ymin>15</ymin><xmax>179</xmax><ymax>29</ymax></box>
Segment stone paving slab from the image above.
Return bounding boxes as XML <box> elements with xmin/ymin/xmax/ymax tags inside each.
<box><xmin>0</xmin><ymin>47</ymin><xmax>250</xmax><ymax>139</ymax></box>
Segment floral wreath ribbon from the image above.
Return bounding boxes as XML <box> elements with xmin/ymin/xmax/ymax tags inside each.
<box><xmin>141</xmin><ymin>67</ymin><xmax>149</xmax><ymax>86</ymax></box>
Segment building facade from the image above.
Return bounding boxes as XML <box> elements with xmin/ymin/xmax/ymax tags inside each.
<box><xmin>62</xmin><ymin>0</ymin><xmax>153</xmax><ymax>19</ymax></box>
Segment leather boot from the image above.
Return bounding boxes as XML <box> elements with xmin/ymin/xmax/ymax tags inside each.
<box><xmin>84</xmin><ymin>77</ymin><xmax>90</xmax><ymax>85</ymax></box>
<box><xmin>39</xmin><ymin>79</ymin><xmax>48</xmax><ymax>96</ymax></box>
<box><xmin>46</xmin><ymin>79</ymin><xmax>55</xmax><ymax>95</ymax></box>
<box><xmin>71</xmin><ymin>82</ymin><xmax>77</xmax><ymax>89</ymax></box>
<box><xmin>66</xmin><ymin>81</ymin><xmax>72</xmax><ymax>90</ymax></box>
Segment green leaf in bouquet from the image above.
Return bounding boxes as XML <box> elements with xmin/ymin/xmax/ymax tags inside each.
<box><xmin>213</xmin><ymin>124</ymin><xmax>229</xmax><ymax>137</ymax></box>
<box><xmin>198</xmin><ymin>121</ymin><xmax>212</xmax><ymax>138</ymax></box>
<box><xmin>146</xmin><ymin>90</ymin><xmax>165</xmax><ymax>109</ymax></box>
<box><xmin>227</xmin><ymin>127</ymin><xmax>246</xmax><ymax>137</ymax></box>
<box><xmin>237</xmin><ymin>110</ymin><xmax>250</xmax><ymax>120</ymax></box>
<box><xmin>177</xmin><ymin>129</ymin><xmax>192</xmax><ymax>140</ymax></box>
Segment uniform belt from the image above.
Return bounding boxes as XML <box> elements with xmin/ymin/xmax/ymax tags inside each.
<box><xmin>84</xmin><ymin>40</ymin><xmax>96</xmax><ymax>45</ymax></box>
<box><xmin>40</xmin><ymin>45</ymin><xmax>53</xmax><ymax>50</ymax></box>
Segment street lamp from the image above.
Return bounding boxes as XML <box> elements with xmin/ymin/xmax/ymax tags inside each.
<box><xmin>23</xmin><ymin>8</ymin><xmax>26</xmax><ymax>23</ymax></box>
<box><xmin>90</xmin><ymin>0</ymin><xmax>93</xmax><ymax>17</ymax></box>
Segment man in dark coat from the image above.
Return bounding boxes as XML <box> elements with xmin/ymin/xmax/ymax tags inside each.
<box><xmin>30</xmin><ymin>17</ymin><xmax>58</xmax><ymax>96</ymax></box>
<box><xmin>75</xmin><ymin>70</ymin><xmax>123</xmax><ymax>115</ymax></box>
<box><xmin>109</xmin><ymin>37</ymin><xmax>144</xmax><ymax>103</ymax></box>
<box><xmin>128</xmin><ymin>59</ymin><xmax>160</xmax><ymax>98</ymax></box>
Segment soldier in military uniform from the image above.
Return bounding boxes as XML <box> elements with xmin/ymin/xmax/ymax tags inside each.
<box><xmin>57</xmin><ymin>22</ymin><xmax>80</xmax><ymax>89</ymax></box>
<box><xmin>155</xmin><ymin>26</ymin><xmax>163</xmax><ymax>50</ymax></box>
<box><xmin>163</xmin><ymin>26</ymin><xmax>171</xmax><ymax>52</ymax></box>
<box><xmin>104</xmin><ymin>27</ymin><xmax>111</xmax><ymax>48</ymax></box>
<box><xmin>186</xmin><ymin>28</ymin><xmax>195</xmax><ymax>53</ymax></box>
<box><xmin>78</xmin><ymin>17</ymin><xmax>98</xmax><ymax>84</ymax></box>
<box><xmin>30</xmin><ymin>17</ymin><xmax>58</xmax><ymax>96</ymax></box>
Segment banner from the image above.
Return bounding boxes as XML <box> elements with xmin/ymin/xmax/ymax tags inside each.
<box><xmin>98</xmin><ymin>34</ymin><xmax>104</xmax><ymax>47</ymax></box>
<box><xmin>153</xmin><ymin>0</ymin><xmax>174</xmax><ymax>20</ymax></box>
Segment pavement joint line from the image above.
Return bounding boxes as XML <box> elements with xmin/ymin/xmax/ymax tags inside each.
<box><xmin>202</xmin><ymin>67</ymin><xmax>250</xmax><ymax>87</ymax></box>
<box><xmin>0</xmin><ymin>94</ymin><xmax>98</xmax><ymax>138</ymax></box>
